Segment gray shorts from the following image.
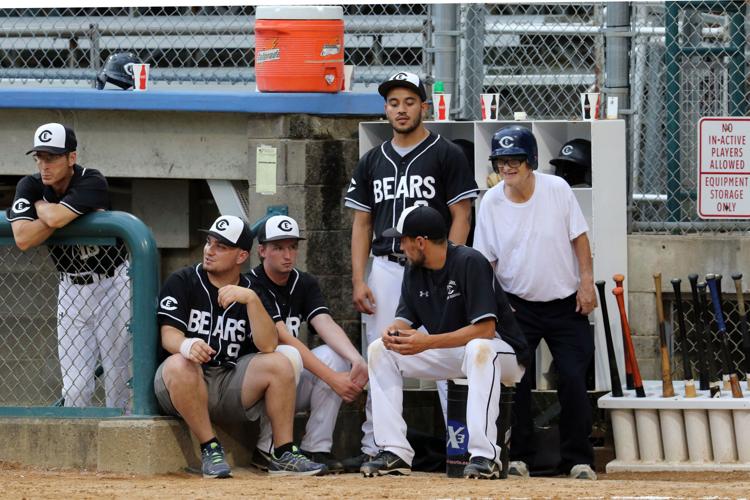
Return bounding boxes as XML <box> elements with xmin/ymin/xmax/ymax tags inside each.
<box><xmin>154</xmin><ymin>353</ymin><xmax>264</xmax><ymax>423</ymax></box>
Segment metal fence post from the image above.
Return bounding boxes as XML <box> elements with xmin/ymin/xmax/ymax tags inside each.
<box><xmin>432</xmin><ymin>4</ymin><xmax>458</xmax><ymax>98</ymax></box>
<box><xmin>460</xmin><ymin>3</ymin><xmax>486</xmax><ymax>120</ymax></box>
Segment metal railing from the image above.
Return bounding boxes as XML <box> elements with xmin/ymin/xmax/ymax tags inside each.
<box><xmin>0</xmin><ymin>212</ymin><xmax>160</xmax><ymax>417</ymax></box>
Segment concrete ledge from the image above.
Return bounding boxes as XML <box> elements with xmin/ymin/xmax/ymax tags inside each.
<box><xmin>0</xmin><ymin>418</ymin><xmax>99</xmax><ymax>470</ymax></box>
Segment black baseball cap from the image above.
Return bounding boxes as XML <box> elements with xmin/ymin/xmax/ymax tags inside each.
<box><xmin>382</xmin><ymin>206</ymin><xmax>447</xmax><ymax>240</ymax></box>
<box><xmin>203</xmin><ymin>215</ymin><xmax>253</xmax><ymax>251</ymax></box>
<box><xmin>378</xmin><ymin>71</ymin><xmax>427</xmax><ymax>102</ymax></box>
<box><xmin>27</xmin><ymin>123</ymin><xmax>77</xmax><ymax>155</ymax></box>
<box><xmin>257</xmin><ymin>215</ymin><xmax>306</xmax><ymax>244</ymax></box>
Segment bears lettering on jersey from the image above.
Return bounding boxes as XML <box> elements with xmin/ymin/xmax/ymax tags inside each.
<box><xmin>187</xmin><ymin>309</ymin><xmax>247</xmax><ymax>359</ymax></box>
<box><xmin>285</xmin><ymin>316</ymin><xmax>302</xmax><ymax>337</ymax></box>
<box><xmin>373</xmin><ymin>175</ymin><xmax>436</xmax><ymax>204</ymax></box>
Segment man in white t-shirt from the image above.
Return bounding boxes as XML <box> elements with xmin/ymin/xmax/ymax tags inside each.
<box><xmin>473</xmin><ymin>126</ymin><xmax>598</xmax><ymax>481</ymax></box>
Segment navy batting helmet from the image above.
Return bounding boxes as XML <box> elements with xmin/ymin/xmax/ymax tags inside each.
<box><xmin>550</xmin><ymin>138</ymin><xmax>591</xmax><ymax>186</ymax></box>
<box><xmin>95</xmin><ymin>52</ymin><xmax>142</xmax><ymax>90</ymax></box>
<box><xmin>489</xmin><ymin>126</ymin><xmax>538</xmax><ymax>170</ymax></box>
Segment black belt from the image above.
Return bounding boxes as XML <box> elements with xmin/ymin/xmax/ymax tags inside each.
<box><xmin>386</xmin><ymin>254</ymin><xmax>407</xmax><ymax>267</ymax></box>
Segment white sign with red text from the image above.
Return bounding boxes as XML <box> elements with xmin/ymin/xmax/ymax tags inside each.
<box><xmin>698</xmin><ymin>117</ymin><xmax>750</xmax><ymax>219</ymax></box>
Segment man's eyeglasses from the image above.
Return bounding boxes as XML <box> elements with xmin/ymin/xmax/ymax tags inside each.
<box><xmin>492</xmin><ymin>158</ymin><xmax>524</xmax><ymax>169</ymax></box>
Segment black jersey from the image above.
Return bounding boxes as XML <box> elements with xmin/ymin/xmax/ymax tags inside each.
<box><xmin>6</xmin><ymin>164</ymin><xmax>127</xmax><ymax>275</ymax></box>
<box><xmin>344</xmin><ymin>131</ymin><xmax>479</xmax><ymax>256</ymax></box>
<box><xmin>249</xmin><ymin>264</ymin><xmax>329</xmax><ymax>339</ymax></box>
<box><xmin>157</xmin><ymin>264</ymin><xmax>276</xmax><ymax>366</ymax></box>
<box><xmin>395</xmin><ymin>244</ymin><xmax>530</xmax><ymax>368</ymax></box>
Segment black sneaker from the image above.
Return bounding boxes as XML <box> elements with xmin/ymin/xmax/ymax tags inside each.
<box><xmin>361</xmin><ymin>450</ymin><xmax>411</xmax><ymax>477</ymax></box>
<box><xmin>251</xmin><ymin>447</ymin><xmax>272</xmax><ymax>472</ymax></box>
<box><xmin>300</xmin><ymin>450</ymin><xmax>344</xmax><ymax>474</ymax></box>
<box><xmin>463</xmin><ymin>456</ymin><xmax>500</xmax><ymax>480</ymax></box>
<box><xmin>268</xmin><ymin>446</ymin><xmax>327</xmax><ymax>476</ymax></box>
<box><xmin>341</xmin><ymin>452</ymin><xmax>373</xmax><ymax>473</ymax></box>
<box><xmin>201</xmin><ymin>442</ymin><xmax>232</xmax><ymax>479</ymax></box>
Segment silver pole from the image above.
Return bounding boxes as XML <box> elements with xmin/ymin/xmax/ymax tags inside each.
<box><xmin>432</xmin><ymin>4</ymin><xmax>458</xmax><ymax>96</ymax></box>
<box><xmin>461</xmin><ymin>4</ymin><xmax>485</xmax><ymax>120</ymax></box>
<box><xmin>604</xmin><ymin>3</ymin><xmax>631</xmax><ymax>110</ymax></box>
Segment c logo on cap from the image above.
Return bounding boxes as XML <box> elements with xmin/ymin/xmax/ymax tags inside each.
<box><xmin>12</xmin><ymin>198</ymin><xmax>30</xmax><ymax>213</ymax></box>
<box><xmin>562</xmin><ymin>145</ymin><xmax>574</xmax><ymax>156</ymax></box>
<box><xmin>216</xmin><ymin>218</ymin><xmax>229</xmax><ymax>231</ymax></box>
<box><xmin>160</xmin><ymin>296</ymin><xmax>178</xmax><ymax>311</ymax></box>
<box><xmin>393</xmin><ymin>72</ymin><xmax>408</xmax><ymax>80</ymax></box>
<box><xmin>277</xmin><ymin>219</ymin><xmax>293</xmax><ymax>232</ymax></box>
<box><xmin>499</xmin><ymin>136</ymin><xmax>514</xmax><ymax>148</ymax></box>
<box><xmin>38</xmin><ymin>130</ymin><xmax>53</xmax><ymax>143</ymax></box>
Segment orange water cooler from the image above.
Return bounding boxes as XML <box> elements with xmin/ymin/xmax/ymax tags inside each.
<box><xmin>254</xmin><ymin>5</ymin><xmax>344</xmax><ymax>93</ymax></box>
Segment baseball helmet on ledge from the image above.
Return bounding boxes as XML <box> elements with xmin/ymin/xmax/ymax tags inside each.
<box><xmin>95</xmin><ymin>52</ymin><xmax>142</xmax><ymax>90</ymax></box>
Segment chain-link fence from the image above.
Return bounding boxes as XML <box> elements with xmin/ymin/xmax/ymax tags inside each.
<box><xmin>0</xmin><ymin>242</ymin><xmax>132</xmax><ymax>409</ymax></box>
<box><xmin>0</xmin><ymin>3</ymin><xmax>747</xmax><ymax>234</ymax></box>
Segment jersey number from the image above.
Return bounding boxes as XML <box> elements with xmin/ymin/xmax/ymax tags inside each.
<box><xmin>77</xmin><ymin>245</ymin><xmax>100</xmax><ymax>261</ymax></box>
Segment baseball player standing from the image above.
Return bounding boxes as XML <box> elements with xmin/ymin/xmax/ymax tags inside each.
<box><xmin>7</xmin><ymin>123</ymin><xmax>130</xmax><ymax>409</ymax></box>
<box><xmin>473</xmin><ymin>126</ymin><xmax>598</xmax><ymax>480</ymax></box>
<box><xmin>154</xmin><ymin>215</ymin><xmax>326</xmax><ymax>478</ymax></box>
<box><xmin>250</xmin><ymin>215</ymin><xmax>368</xmax><ymax>473</ymax></box>
<box><xmin>344</xmin><ymin>71</ymin><xmax>479</xmax><ymax>469</ymax></box>
<box><xmin>361</xmin><ymin>206</ymin><xmax>529</xmax><ymax>479</ymax></box>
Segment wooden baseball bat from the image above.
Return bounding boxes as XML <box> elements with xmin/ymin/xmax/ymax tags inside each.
<box><xmin>732</xmin><ymin>273</ymin><xmax>750</xmax><ymax>385</ymax></box>
<box><xmin>596</xmin><ymin>280</ymin><xmax>623</xmax><ymax>397</ymax></box>
<box><xmin>612</xmin><ymin>273</ymin><xmax>633</xmax><ymax>390</ymax></box>
<box><xmin>698</xmin><ymin>280</ymin><xmax>721</xmax><ymax>397</ymax></box>
<box><xmin>653</xmin><ymin>273</ymin><xmax>675</xmax><ymax>397</ymax></box>
<box><xmin>707</xmin><ymin>275</ymin><xmax>743</xmax><ymax>398</ymax></box>
<box><xmin>613</xmin><ymin>286</ymin><xmax>645</xmax><ymax>397</ymax></box>
<box><xmin>671</xmin><ymin>278</ymin><xmax>696</xmax><ymax>397</ymax></box>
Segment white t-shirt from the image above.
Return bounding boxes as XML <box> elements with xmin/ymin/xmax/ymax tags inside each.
<box><xmin>473</xmin><ymin>172</ymin><xmax>589</xmax><ymax>302</ymax></box>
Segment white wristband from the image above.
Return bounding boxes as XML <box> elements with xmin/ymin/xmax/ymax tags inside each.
<box><xmin>180</xmin><ymin>338</ymin><xmax>200</xmax><ymax>359</ymax></box>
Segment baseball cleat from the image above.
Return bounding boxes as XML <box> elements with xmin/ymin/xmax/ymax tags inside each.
<box><xmin>463</xmin><ymin>457</ymin><xmax>500</xmax><ymax>479</ymax></box>
<box><xmin>201</xmin><ymin>442</ymin><xmax>232</xmax><ymax>479</ymax></box>
<box><xmin>299</xmin><ymin>450</ymin><xmax>344</xmax><ymax>474</ymax></box>
<box><xmin>360</xmin><ymin>450</ymin><xmax>411</xmax><ymax>477</ymax></box>
<box><xmin>268</xmin><ymin>447</ymin><xmax>327</xmax><ymax>476</ymax></box>
<box><xmin>251</xmin><ymin>447</ymin><xmax>272</xmax><ymax>472</ymax></box>
<box><xmin>341</xmin><ymin>452</ymin><xmax>374</xmax><ymax>473</ymax></box>
<box><xmin>508</xmin><ymin>460</ymin><xmax>529</xmax><ymax>478</ymax></box>
<box><xmin>569</xmin><ymin>464</ymin><xmax>597</xmax><ymax>480</ymax></box>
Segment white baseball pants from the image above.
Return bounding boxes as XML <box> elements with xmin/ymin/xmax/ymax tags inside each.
<box><xmin>368</xmin><ymin>336</ymin><xmax>523</xmax><ymax>466</ymax></box>
<box><xmin>256</xmin><ymin>344</ymin><xmax>350</xmax><ymax>453</ymax></box>
<box><xmin>57</xmin><ymin>263</ymin><xmax>131</xmax><ymax>408</ymax></box>
<box><xmin>360</xmin><ymin>256</ymin><xmax>449</xmax><ymax>457</ymax></box>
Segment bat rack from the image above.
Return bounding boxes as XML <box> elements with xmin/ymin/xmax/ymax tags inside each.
<box><xmin>598</xmin><ymin>379</ymin><xmax>750</xmax><ymax>472</ymax></box>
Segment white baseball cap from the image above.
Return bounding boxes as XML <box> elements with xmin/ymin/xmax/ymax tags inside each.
<box><xmin>204</xmin><ymin>215</ymin><xmax>253</xmax><ymax>250</ymax></box>
<box><xmin>27</xmin><ymin>123</ymin><xmax>77</xmax><ymax>155</ymax></box>
<box><xmin>378</xmin><ymin>71</ymin><xmax>427</xmax><ymax>101</ymax></box>
<box><xmin>257</xmin><ymin>215</ymin><xmax>305</xmax><ymax>243</ymax></box>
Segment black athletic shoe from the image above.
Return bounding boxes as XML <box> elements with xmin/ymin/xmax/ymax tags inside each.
<box><xmin>463</xmin><ymin>457</ymin><xmax>500</xmax><ymax>479</ymax></box>
<box><xmin>251</xmin><ymin>447</ymin><xmax>272</xmax><ymax>472</ymax></box>
<box><xmin>361</xmin><ymin>450</ymin><xmax>411</xmax><ymax>477</ymax></box>
<box><xmin>341</xmin><ymin>452</ymin><xmax>373</xmax><ymax>473</ymax></box>
<box><xmin>300</xmin><ymin>450</ymin><xmax>344</xmax><ymax>474</ymax></box>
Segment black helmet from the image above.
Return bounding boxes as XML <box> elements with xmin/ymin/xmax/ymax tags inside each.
<box><xmin>95</xmin><ymin>52</ymin><xmax>142</xmax><ymax>90</ymax></box>
<box><xmin>489</xmin><ymin>126</ymin><xmax>538</xmax><ymax>170</ymax></box>
<box><xmin>550</xmin><ymin>138</ymin><xmax>591</xmax><ymax>186</ymax></box>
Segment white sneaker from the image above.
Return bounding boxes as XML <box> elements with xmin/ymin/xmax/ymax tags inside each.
<box><xmin>508</xmin><ymin>460</ymin><xmax>529</xmax><ymax>478</ymax></box>
<box><xmin>569</xmin><ymin>464</ymin><xmax>597</xmax><ymax>480</ymax></box>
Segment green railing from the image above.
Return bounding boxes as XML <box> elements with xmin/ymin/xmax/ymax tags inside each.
<box><xmin>0</xmin><ymin>211</ymin><xmax>160</xmax><ymax>418</ymax></box>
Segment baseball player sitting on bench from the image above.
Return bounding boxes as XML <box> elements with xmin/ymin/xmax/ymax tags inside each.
<box><xmin>154</xmin><ymin>215</ymin><xmax>326</xmax><ymax>478</ymax></box>
<box><xmin>7</xmin><ymin>123</ymin><xmax>130</xmax><ymax>409</ymax></box>
<box><xmin>250</xmin><ymin>215</ymin><xmax>368</xmax><ymax>473</ymax></box>
<box><xmin>361</xmin><ymin>206</ymin><xmax>529</xmax><ymax>479</ymax></box>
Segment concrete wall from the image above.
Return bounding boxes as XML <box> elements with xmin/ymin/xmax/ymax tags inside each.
<box><xmin>626</xmin><ymin>234</ymin><xmax>748</xmax><ymax>379</ymax></box>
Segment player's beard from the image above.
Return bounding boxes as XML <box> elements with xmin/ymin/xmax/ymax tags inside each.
<box><xmin>390</xmin><ymin>111</ymin><xmax>422</xmax><ymax>136</ymax></box>
<box><xmin>406</xmin><ymin>248</ymin><xmax>425</xmax><ymax>267</ymax></box>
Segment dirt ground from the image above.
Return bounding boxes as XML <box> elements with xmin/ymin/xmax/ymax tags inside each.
<box><xmin>2</xmin><ymin>462</ymin><xmax>750</xmax><ymax>499</ymax></box>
